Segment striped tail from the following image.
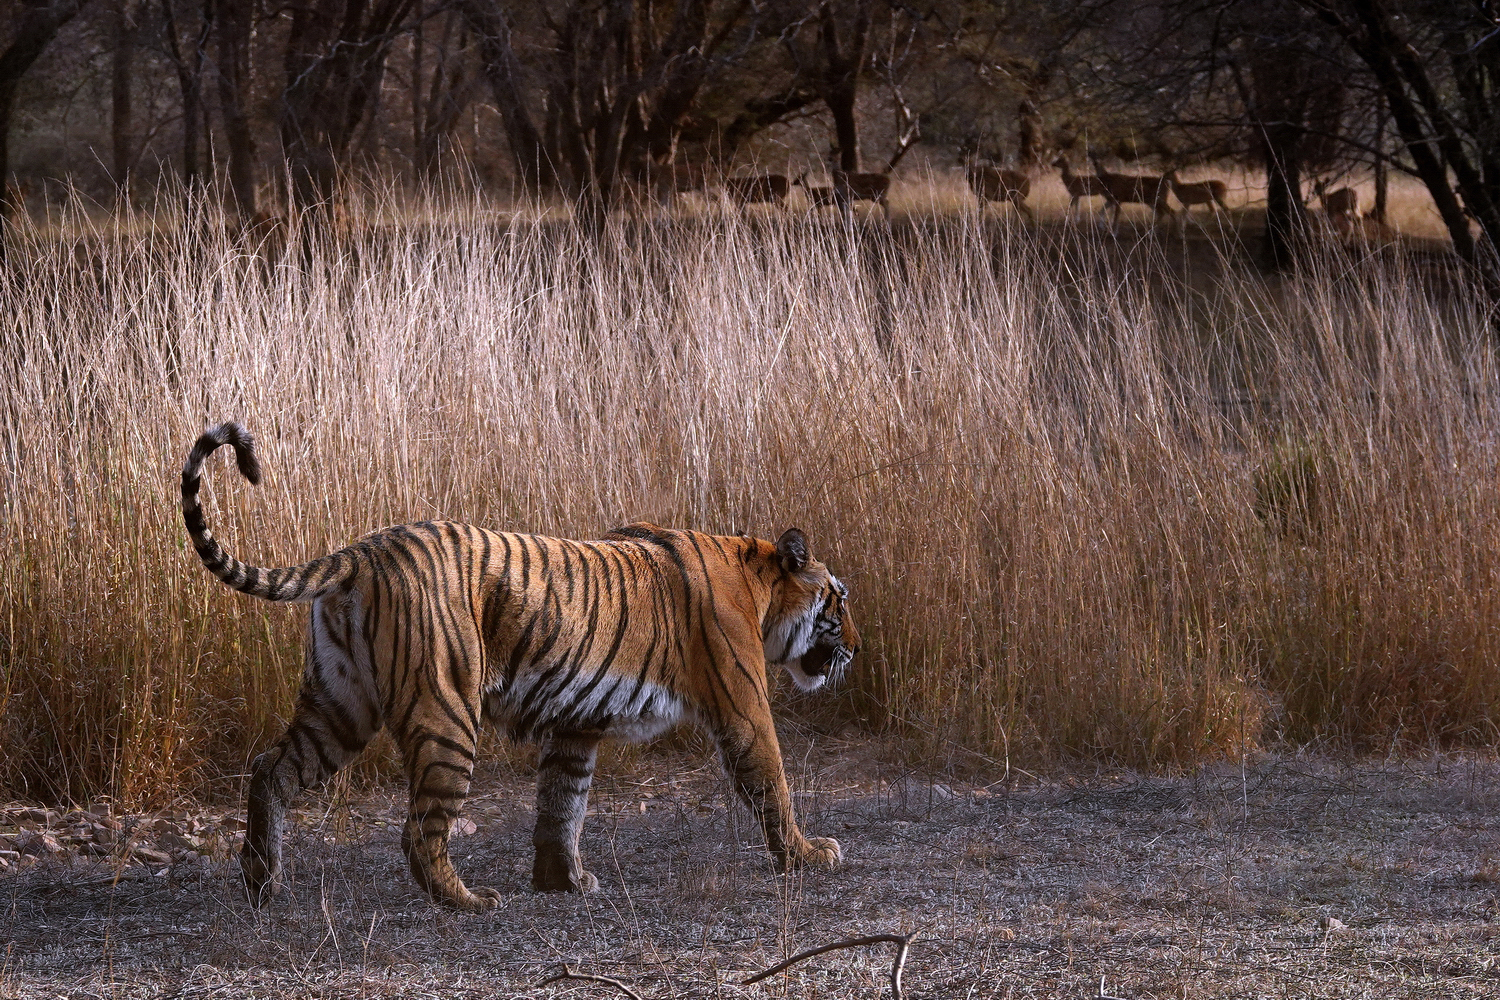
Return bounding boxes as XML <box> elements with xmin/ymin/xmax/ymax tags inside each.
<box><xmin>181</xmin><ymin>422</ymin><xmax>349</xmax><ymax>602</ymax></box>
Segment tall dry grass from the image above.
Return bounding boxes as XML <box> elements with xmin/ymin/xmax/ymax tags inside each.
<box><xmin>1</xmin><ymin>194</ymin><xmax>1497</xmax><ymax>806</ymax></box>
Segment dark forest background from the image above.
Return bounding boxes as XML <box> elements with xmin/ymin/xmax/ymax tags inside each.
<box><xmin>1</xmin><ymin>1</ymin><xmax>1497</xmax><ymax>291</ymax></box>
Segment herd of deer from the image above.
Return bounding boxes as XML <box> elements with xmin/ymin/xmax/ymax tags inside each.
<box><xmin>698</xmin><ymin>157</ymin><xmax>1363</xmax><ymax>231</ymax></box>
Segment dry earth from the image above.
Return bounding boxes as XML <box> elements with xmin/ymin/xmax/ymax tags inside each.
<box><xmin>2</xmin><ymin>741</ymin><xmax>1498</xmax><ymax>999</ymax></box>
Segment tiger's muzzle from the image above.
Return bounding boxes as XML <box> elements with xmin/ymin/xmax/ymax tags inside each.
<box><xmin>800</xmin><ymin>639</ymin><xmax>856</xmax><ymax>688</ymax></box>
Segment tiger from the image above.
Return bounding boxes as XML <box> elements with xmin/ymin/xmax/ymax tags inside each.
<box><xmin>181</xmin><ymin>422</ymin><xmax>859</xmax><ymax>911</ymax></box>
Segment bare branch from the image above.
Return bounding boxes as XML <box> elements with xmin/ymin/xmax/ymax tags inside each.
<box><xmin>742</xmin><ymin>931</ymin><xmax>920</xmax><ymax>1000</ymax></box>
<box><xmin>535</xmin><ymin>963</ymin><xmax>644</xmax><ymax>1000</ymax></box>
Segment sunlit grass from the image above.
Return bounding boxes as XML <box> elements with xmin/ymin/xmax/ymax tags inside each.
<box><xmin>0</xmin><ymin>189</ymin><xmax>1495</xmax><ymax>806</ymax></box>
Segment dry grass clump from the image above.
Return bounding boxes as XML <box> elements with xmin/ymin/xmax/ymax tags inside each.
<box><xmin>0</xmin><ymin>194</ymin><xmax>1496</xmax><ymax>806</ymax></box>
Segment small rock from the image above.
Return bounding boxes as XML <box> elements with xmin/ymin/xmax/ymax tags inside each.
<box><xmin>14</xmin><ymin>807</ymin><xmax>50</xmax><ymax>825</ymax></box>
<box><xmin>1319</xmin><ymin>915</ymin><xmax>1349</xmax><ymax>934</ymax></box>
<box><xmin>130</xmin><ymin>846</ymin><xmax>172</xmax><ymax>865</ymax></box>
<box><xmin>452</xmin><ymin>818</ymin><xmax>478</xmax><ymax>837</ymax></box>
<box><xmin>16</xmin><ymin>831</ymin><xmax>63</xmax><ymax>856</ymax></box>
<box><xmin>158</xmin><ymin>832</ymin><xmax>202</xmax><ymax>852</ymax></box>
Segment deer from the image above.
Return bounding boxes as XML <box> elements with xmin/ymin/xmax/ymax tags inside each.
<box><xmin>1313</xmin><ymin>178</ymin><xmax>1361</xmax><ymax>233</ymax></box>
<box><xmin>966</xmin><ymin>164</ymin><xmax>1033</xmax><ymax>220</ymax></box>
<box><xmin>793</xmin><ymin>173</ymin><xmax>840</xmax><ymax>210</ymax></box>
<box><xmin>651</xmin><ymin>161</ymin><xmax>713</xmax><ymax>208</ymax></box>
<box><xmin>725</xmin><ymin>174</ymin><xmax>791</xmax><ymax>208</ymax></box>
<box><xmin>1089</xmin><ymin>153</ymin><xmax>1174</xmax><ymax>224</ymax></box>
<box><xmin>831</xmin><ymin>170</ymin><xmax>891</xmax><ymax>216</ymax></box>
<box><xmin>1051</xmin><ymin>156</ymin><xmax>1111</xmax><ymax>215</ymax></box>
<box><xmin>1163</xmin><ymin>169</ymin><xmax>1229</xmax><ymax>225</ymax></box>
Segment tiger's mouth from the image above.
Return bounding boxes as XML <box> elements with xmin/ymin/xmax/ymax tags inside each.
<box><xmin>785</xmin><ymin>641</ymin><xmax>852</xmax><ymax>692</ymax></box>
<box><xmin>801</xmin><ymin>644</ymin><xmax>836</xmax><ymax>678</ymax></box>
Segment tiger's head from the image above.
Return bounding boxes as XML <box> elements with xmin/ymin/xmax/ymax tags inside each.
<box><xmin>763</xmin><ymin>528</ymin><xmax>860</xmax><ymax>692</ymax></box>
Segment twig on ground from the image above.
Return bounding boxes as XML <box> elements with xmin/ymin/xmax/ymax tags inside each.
<box><xmin>742</xmin><ymin>931</ymin><xmax>921</xmax><ymax>999</ymax></box>
<box><xmin>1099</xmin><ymin>973</ymin><xmax>1132</xmax><ymax>1000</ymax></box>
<box><xmin>535</xmin><ymin>964</ymin><xmax>643</xmax><ymax>999</ymax></box>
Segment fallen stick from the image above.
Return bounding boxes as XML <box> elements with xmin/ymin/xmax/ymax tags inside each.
<box><xmin>535</xmin><ymin>963</ymin><xmax>644</xmax><ymax>999</ymax></box>
<box><xmin>741</xmin><ymin>931</ymin><xmax>920</xmax><ymax>999</ymax></box>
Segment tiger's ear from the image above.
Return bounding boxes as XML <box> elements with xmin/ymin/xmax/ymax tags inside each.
<box><xmin>776</xmin><ymin>528</ymin><xmax>809</xmax><ymax>574</ymax></box>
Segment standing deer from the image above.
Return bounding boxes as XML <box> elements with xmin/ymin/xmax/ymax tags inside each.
<box><xmin>1313</xmin><ymin>178</ymin><xmax>1360</xmax><ymax>232</ymax></box>
<box><xmin>1051</xmin><ymin>156</ymin><xmax>1111</xmax><ymax>215</ymax></box>
<box><xmin>1163</xmin><ymin>169</ymin><xmax>1229</xmax><ymax>224</ymax></box>
<box><xmin>832</xmin><ymin>170</ymin><xmax>891</xmax><ymax>216</ymax></box>
<box><xmin>793</xmin><ymin>173</ymin><xmax>839</xmax><ymax>209</ymax></box>
<box><xmin>652</xmin><ymin>161</ymin><xmax>712</xmax><ymax>208</ymax></box>
<box><xmin>1089</xmin><ymin>153</ymin><xmax>1174</xmax><ymax>224</ymax></box>
<box><xmin>966</xmin><ymin>165</ymin><xmax>1033</xmax><ymax>220</ymax></box>
<box><xmin>725</xmin><ymin>174</ymin><xmax>790</xmax><ymax>208</ymax></box>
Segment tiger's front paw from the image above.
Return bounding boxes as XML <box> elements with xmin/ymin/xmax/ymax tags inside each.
<box><xmin>446</xmin><ymin>885</ymin><xmax>505</xmax><ymax>912</ymax></box>
<box><xmin>789</xmin><ymin>836</ymin><xmax>842</xmax><ymax>870</ymax></box>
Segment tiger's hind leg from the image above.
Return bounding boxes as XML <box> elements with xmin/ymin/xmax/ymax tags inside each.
<box><xmin>531</xmin><ymin>732</ymin><xmax>602</xmax><ymax>893</ymax></box>
<box><xmin>242</xmin><ymin>591</ymin><xmax>382</xmax><ymax>906</ymax></box>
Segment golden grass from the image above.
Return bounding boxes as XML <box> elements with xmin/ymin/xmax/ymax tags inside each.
<box><xmin>0</xmin><ymin>192</ymin><xmax>1496</xmax><ymax>806</ymax></box>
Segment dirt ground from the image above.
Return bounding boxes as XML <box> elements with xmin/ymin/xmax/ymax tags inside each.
<box><xmin>2</xmin><ymin>740</ymin><xmax>1497</xmax><ymax>999</ymax></box>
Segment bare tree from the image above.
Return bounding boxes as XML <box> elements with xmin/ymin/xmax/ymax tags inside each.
<box><xmin>410</xmin><ymin>4</ymin><xmax>479</xmax><ymax>184</ymax></box>
<box><xmin>209</xmin><ymin>0</ymin><xmax>257</xmax><ymax>217</ymax></box>
<box><xmin>804</xmin><ymin>0</ymin><xmax>872</xmax><ymax>171</ymax></box>
<box><xmin>161</xmin><ymin>0</ymin><xmax>209</xmax><ymax>192</ymax></box>
<box><xmin>109</xmin><ymin>0</ymin><xmax>141</xmax><ymax>197</ymax></box>
<box><xmin>463</xmin><ymin>0</ymin><xmax>752</xmax><ymax>226</ymax></box>
<box><xmin>0</xmin><ymin>0</ymin><xmax>90</xmax><ymax>251</ymax></box>
<box><xmin>1082</xmin><ymin>0</ymin><xmax>1352</xmax><ymax>268</ymax></box>
<box><xmin>1296</xmin><ymin>0</ymin><xmax>1500</xmax><ymax>307</ymax></box>
<box><xmin>278</xmin><ymin>0</ymin><xmax>417</xmax><ymax>209</ymax></box>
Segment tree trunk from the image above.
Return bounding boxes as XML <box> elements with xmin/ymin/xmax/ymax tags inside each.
<box><xmin>1261</xmin><ymin>122</ymin><xmax>1307</xmax><ymax>271</ymax></box>
<box><xmin>827</xmin><ymin>86</ymin><xmax>859</xmax><ymax>172</ymax></box>
<box><xmin>411</xmin><ymin>0</ymin><xmax>424</xmax><ymax>184</ymax></box>
<box><xmin>161</xmin><ymin>0</ymin><xmax>208</xmax><ymax>192</ymax></box>
<box><xmin>818</xmin><ymin>2</ymin><xmax>870</xmax><ymax>173</ymax></box>
<box><xmin>1017</xmin><ymin>95</ymin><xmax>1041</xmax><ymax>169</ymax></box>
<box><xmin>0</xmin><ymin>0</ymin><xmax>88</xmax><ymax>256</ymax></box>
<box><xmin>212</xmin><ymin>0</ymin><xmax>257</xmax><ymax>217</ymax></box>
<box><xmin>1371</xmin><ymin>92</ymin><xmax>1387</xmax><ymax>225</ymax></box>
<box><xmin>111</xmin><ymin>0</ymin><xmax>136</xmax><ymax>198</ymax></box>
<box><xmin>461</xmin><ymin>0</ymin><xmax>554</xmax><ymax>194</ymax></box>
<box><xmin>279</xmin><ymin>0</ymin><xmax>415</xmax><ymax>210</ymax></box>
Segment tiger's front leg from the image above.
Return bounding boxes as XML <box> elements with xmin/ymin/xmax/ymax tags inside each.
<box><xmin>718</xmin><ymin>718</ymin><xmax>842</xmax><ymax>873</ymax></box>
<box><xmin>531</xmin><ymin>732</ymin><xmax>601</xmax><ymax>893</ymax></box>
<box><xmin>398</xmin><ymin>724</ymin><xmax>503</xmax><ymax>912</ymax></box>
